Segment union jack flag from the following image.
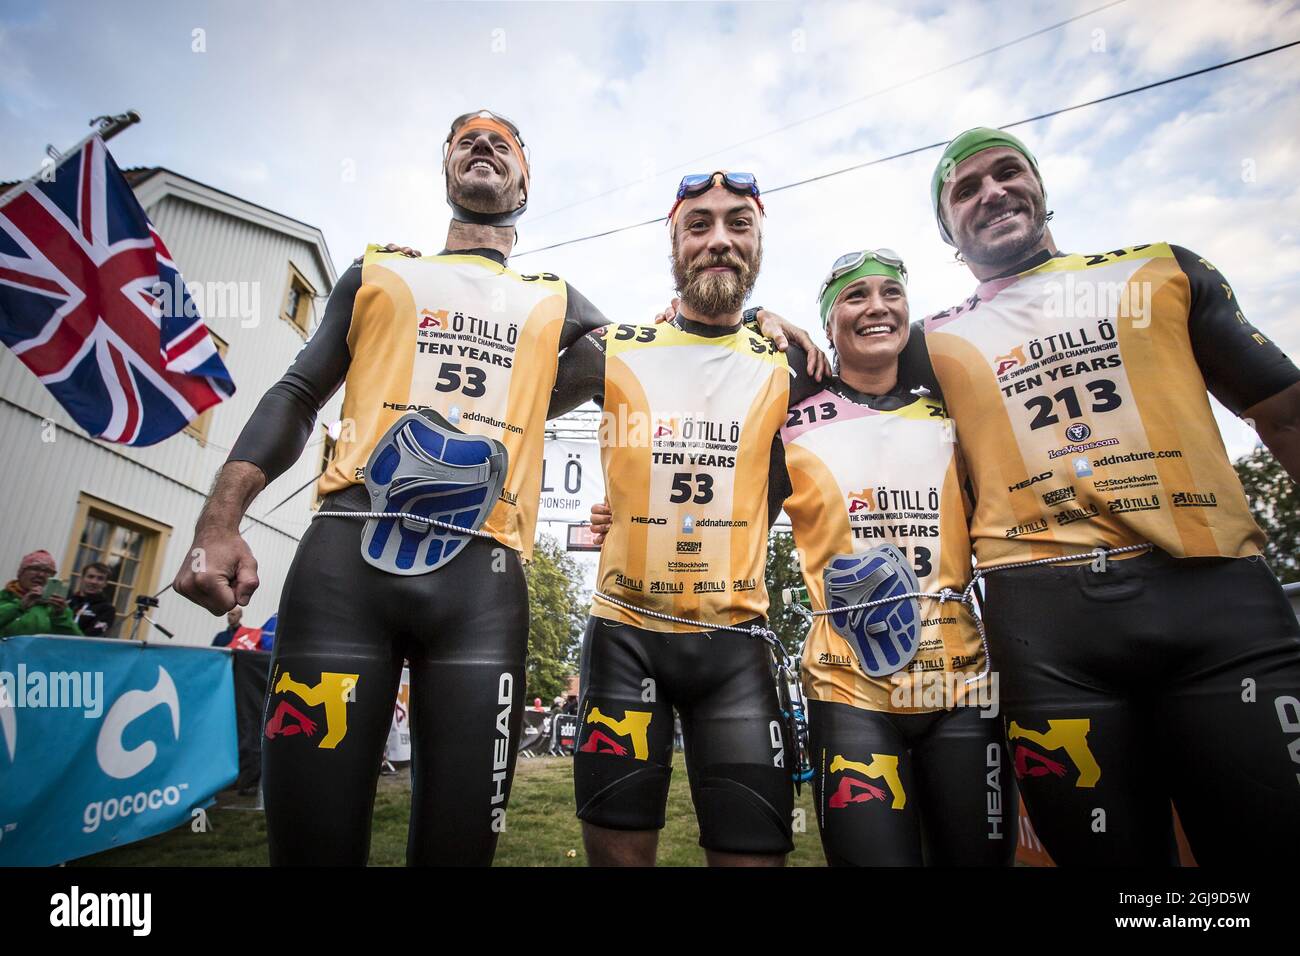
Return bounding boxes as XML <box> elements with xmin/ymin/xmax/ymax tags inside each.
<box><xmin>0</xmin><ymin>135</ymin><xmax>234</xmax><ymax>445</ymax></box>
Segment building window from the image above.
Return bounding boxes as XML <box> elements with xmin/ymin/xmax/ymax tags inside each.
<box><xmin>282</xmin><ymin>263</ymin><xmax>316</xmax><ymax>337</ymax></box>
<box><xmin>311</xmin><ymin>425</ymin><xmax>338</xmax><ymax>510</ymax></box>
<box><xmin>63</xmin><ymin>495</ymin><xmax>172</xmax><ymax>639</ymax></box>
<box><xmin>183</xmin><ymin>331</ymin><xmax>229</xmax><ymax>445</ymax></box>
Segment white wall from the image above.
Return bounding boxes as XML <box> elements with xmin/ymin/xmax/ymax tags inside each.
<box><xmin>0</xmin><ymin>180</ymin><xmax>341</xmax><ymax>645</ymax></box>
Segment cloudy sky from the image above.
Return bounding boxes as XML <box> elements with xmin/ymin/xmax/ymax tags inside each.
<box><xmin>4</xmin><ymin>0</ymin><xmax>1298</xmax><ymax>473</ymax></box>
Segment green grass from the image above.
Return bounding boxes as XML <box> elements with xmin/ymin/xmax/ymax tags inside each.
<box><xmin>72</xmin><ymin>753</ymin><xmax>826</xmax><ymax>867</ymax></box>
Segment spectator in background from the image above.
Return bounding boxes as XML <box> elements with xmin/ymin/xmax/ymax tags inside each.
<box><xmin>0</xmin><ymin>550</ymin><xmax>82</xmax><ymax>637</ymax></box>
<box><xmin>69</xmin><ymin>561</ymin><xmax>116</xmax><ymax>637</ymax></box>
<box><xmin>212</xmin><ymin>606</ymin><xmax>244</xmax><ymax>647</ymax></box>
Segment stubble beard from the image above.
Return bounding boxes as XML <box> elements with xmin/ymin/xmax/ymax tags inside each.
<box><xmin>448</xmin><ymin>167</ymin><xmax>517</xmax><ymax>215</ymax></box>
<box><xmin>958</xmin><ymin>192</ymin><xmax>1048</xmax><ymax>272</ymax></box>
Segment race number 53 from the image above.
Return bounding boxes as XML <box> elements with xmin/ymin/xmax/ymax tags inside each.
<box><xmin>434</xmin><ymin>363</ymin><xmax>487</xmax><ymax>398</ymax></box>
<box><xmin>669</xmin><ymin>472</ymin><xmax>714</xmax><ymax>504</ymax></box>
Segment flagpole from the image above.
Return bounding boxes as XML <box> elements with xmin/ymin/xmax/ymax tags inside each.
<box><xmin>0</xmin><ymin>109</ymin><xmax>141</xmax><ymax>212</ymax></box>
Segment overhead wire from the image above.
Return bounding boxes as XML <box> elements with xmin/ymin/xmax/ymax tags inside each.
<box><xmin>515</xmin><ymin>40</ymin><xmax>1300</xmax><ymax>258</ymax></box>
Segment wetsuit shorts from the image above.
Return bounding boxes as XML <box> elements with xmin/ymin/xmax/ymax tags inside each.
<box><xmin>573</xmin><ymin>615</ymin><xmax>795</xmax><ymax>856</ymax></box>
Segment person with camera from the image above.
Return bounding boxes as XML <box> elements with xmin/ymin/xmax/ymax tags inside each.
<box><xmin>1</xmin><ymin>550</ymin><xmax>82</xmax><ymax>638</ymax></box>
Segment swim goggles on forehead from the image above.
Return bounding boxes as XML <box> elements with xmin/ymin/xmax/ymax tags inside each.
<box><xmin>443</xmin><ymin>110</ymin><xmax>530</xmax><ymax>170</ymax></box>
<box><xmin>817</xmin><ymin>248</ymin><xmax>909</xmax><ymax>326</ymax></box>
<box><xmin>817</xmin><ymin>249</ymin><xmax>907</xmax><ymax>300</ymax></box>
<box><xmin>668</xmin><ymin>171</ymin><xmax>765</xmax><ymax>222</ymax></box>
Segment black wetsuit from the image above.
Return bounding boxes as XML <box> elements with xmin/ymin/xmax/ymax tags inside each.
<box><xmin>548</xmin><ymin>316</ymin><xmax>798</xmax><ymax>855</ymax></box>
<box><xmin>784</xmin><ymin>330</ymin><xmax>1015</xmax><ymax>866</ymax></box>
<box><xmin>228</xmin><ymin>248</ymin><xmax>608</xmax><ymax>865</ymax></box>
<box><xmin>921</xmin><ymin>246</ymin><xmax>1300</xmax><ymax>865</ymax></box>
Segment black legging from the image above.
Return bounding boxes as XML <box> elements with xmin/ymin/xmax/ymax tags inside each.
<box><xmin>984</xmin><ymin>550</ymin><xmax>1300</xmax><ymax>865</ymax></box>
<box><xmin>808</xmin><ymin>699</ymin><xmax>1016</xmax><ymax>866</ymax></box>
<box><xmin>261</xmin><ymin>485</ymin><xmax>528</xmax><ymax>865</ymax></box>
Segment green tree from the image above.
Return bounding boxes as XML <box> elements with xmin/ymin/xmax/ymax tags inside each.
<box><xmin>765</xmin><ymin>529</ymin><xmax>808</xmax><ymax>659</ymax></box>
<box><xmin>1234</xmin><ymin>444</ymin><xmax>1300</xmax><ymax>584</ymax></box>
<box><xmin>524</xmin><ymin>534</ymin><xmax>586</xmax><ymax>703</ymax></box>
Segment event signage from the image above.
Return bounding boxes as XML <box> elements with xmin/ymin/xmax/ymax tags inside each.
<box><xmin>0</xmin><ymin>636</ymin><xmax>237</xmax><ymax>866</ymax></box>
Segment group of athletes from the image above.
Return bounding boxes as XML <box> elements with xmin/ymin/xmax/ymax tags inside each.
<box><xmin>174</xmin><ymin>109</ymin><xmax>1300</xmax><ymax>867</ymax></box>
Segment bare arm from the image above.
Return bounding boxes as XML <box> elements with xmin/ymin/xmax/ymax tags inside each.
<box><xmin>173</xmin><ymin>461</ymin><xmax>267</xmax><ymax>613</ymax></box>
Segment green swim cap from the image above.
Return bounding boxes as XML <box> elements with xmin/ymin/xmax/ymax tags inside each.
<box><xmin>818</xmin><ymin>251</ymin><xmax>907</xmax><ymax>328</ymax></box>
<box><xmin>930</xmin><ymin>127</ymin><xmax>1043</xmax><ymax>246</ymax></box>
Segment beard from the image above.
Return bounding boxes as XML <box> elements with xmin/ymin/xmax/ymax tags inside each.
<box><xmin>958</xmin><ymin>189</ymin><xmax>1048</xmax><ymax>269</ymax></box>
<box><xmin>447</xmin><ymin>167</ymin><xmax>518</xmax><ymax>215</ymax></box>
<box><xmin>671</xmin><ymin>236</ymin><xmax>763</xmax><ymax>317</ymax></box>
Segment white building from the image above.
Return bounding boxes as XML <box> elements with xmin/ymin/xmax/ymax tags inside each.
<box><xmin>0</xmin><ymin>166</ymin><xmax>340</xmax><ymax>644</ymax></box>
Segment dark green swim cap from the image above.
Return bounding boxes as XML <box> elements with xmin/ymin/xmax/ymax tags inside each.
<box><xmin>930</xmin><ymin>127</ymin><xmax>1042</xmax><ymax>245</ymax></box>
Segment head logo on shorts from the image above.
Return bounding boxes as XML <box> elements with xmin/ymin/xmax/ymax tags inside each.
<box><xmin>578</xmin><ymin>706</ymin><xmax>652</xmax><ymax>761</ymax></box>
<box><xmin>361</xmin><ymin>410</ymin><xmax>508</xmax><ymax>575</ymax></box>
<box><xmin>827</xmin><ymin>753</ymin><xmax>906</xmax><ymax>810</ymax></box>
<box><xmin>96</xmin><ymin>667</ymin><xmax>180</xmax><ymax>780</ymax></box>
<box><xmin>824</xmin><ymin>544</ymin><xmax>921</xmax><ymax>677</ymax></box>
<box><xmin>1007</xmin><ymin>719</ymin><xmax>1100</xmax><ymax>788</ymax></box>
<box><xmin>265</xmin><ymin>671</ymin><xmax>359</xmax><ymax>749</ymax></box>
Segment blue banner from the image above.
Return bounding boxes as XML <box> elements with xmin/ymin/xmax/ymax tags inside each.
<box><xmin>0</xmin><ymin>636</ymin><xmax>237</xmax><ymax>866</ymax></box>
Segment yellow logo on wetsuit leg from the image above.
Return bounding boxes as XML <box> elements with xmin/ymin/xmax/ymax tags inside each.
<box><xmin>266</xmin><ymin>671</ymin><xmax>360</xmax><ymax>750</ymax></box>
<box><xmin>1007</xmin><ymin>718</ymin><xmax>1100</xmax><ymax>788</ymax></box>
<box><xmin>827</xmin><ymin>753</ymin><xmax>906</xmax><ymax>810</ymax></box>
<box><xmin>579</xmin><ymin>707</ymin><xmax>653</xmax><ymax>760</ymax></box>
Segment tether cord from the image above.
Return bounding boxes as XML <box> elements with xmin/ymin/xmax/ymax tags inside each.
<box><xmin>313</xmin><ymin>509</ymin><xmax>497</xmax><ymax>539</ymax></box>
<box><xmin>590</xmin><ymin>589</ymin><xmax>813</xmax><ymax>782</ymax></box>
<box><xmin>788</xmin><ymin>542</ymin><xmax>1155</xmax><ymax>687</ymax></box>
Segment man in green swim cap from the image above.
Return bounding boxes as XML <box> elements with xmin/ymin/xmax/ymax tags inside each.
<box><xmin>930</xmin><ymin>127</ymin><xmax>1054</xmax><ymax>277</ymax></box>
<box><xmin>921</xmin><ymin>125</ymin><xmax>1300</xmax><ymax>866</ymax></box>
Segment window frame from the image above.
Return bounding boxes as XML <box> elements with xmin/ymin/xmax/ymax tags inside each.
<box><xmin>281</xmin><ymin>261</ymin><xmax>317</xmax><ymax>338</ymax></box>
<box><xmin>62</xmin><ymin>493</ymin><xmax>173</xmax><ymax>640</ymax></box>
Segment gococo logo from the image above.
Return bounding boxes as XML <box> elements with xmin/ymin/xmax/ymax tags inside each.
<box><xmin>96</xmin><ymin>667</ymin><xmax>180</xmax><ymax>780</ymax></box>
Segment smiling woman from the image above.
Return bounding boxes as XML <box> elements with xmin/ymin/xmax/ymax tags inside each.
<box><xmin>818</xmin><ymin>249</ymin><xmax>911</xmax><ymax>396</ymax></box>
<box><xmin>780</xmin><ymin>245</ymin><xmax>1009</xmax><ymax>867</ymax></box>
